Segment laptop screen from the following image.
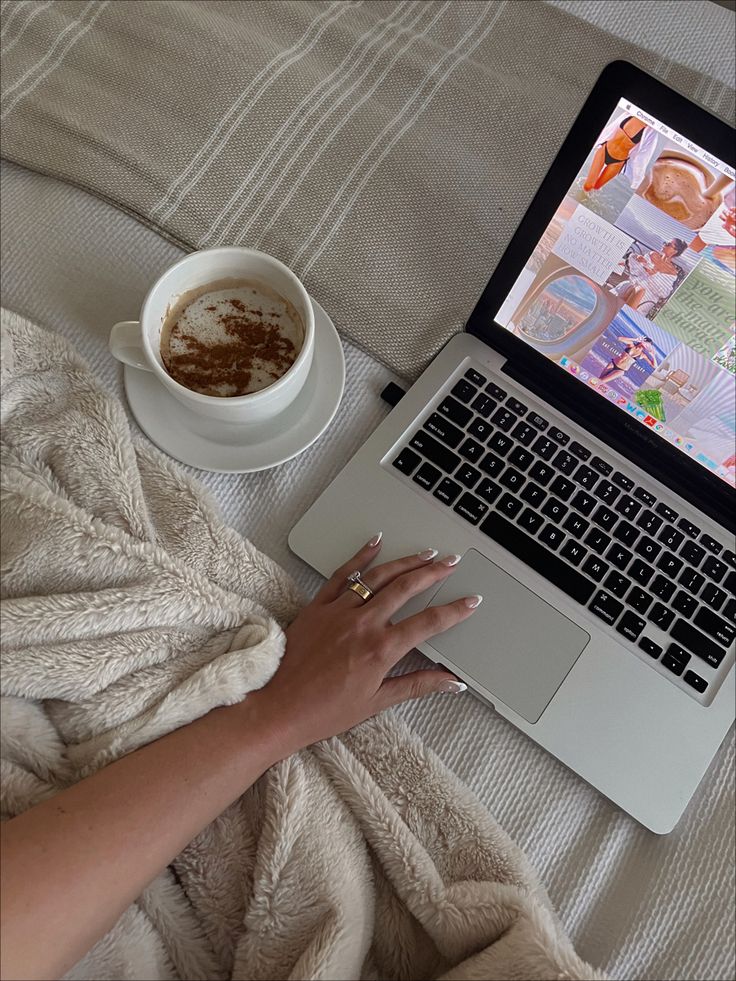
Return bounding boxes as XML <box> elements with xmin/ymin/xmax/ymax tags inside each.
<box><xmin>494</xmin><ymin>98</ymin><xmax>735</xmax><ymax>489</ymax></box>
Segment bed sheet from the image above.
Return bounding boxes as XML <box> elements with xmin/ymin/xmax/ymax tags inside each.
<box><xmin>2</xmin><ymin>159</ymin><xmax>734</xmax><ymax>981</ymax></box>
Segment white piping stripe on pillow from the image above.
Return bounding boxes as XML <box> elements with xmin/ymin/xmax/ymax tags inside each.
<box><xmin>1</xmin><ymin>1</ymin><xmax>54</xmax><ymax>58</ymax></box>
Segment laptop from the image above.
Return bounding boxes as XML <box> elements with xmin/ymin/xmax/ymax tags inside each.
<box><xmin>289</xmin><ymin>61</ymin><xmax>736</xmax><ymax>833</ymax></box>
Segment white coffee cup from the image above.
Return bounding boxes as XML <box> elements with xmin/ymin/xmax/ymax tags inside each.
<box><xmin>110</xmin><ymin>247</ymin><xmax>315</xmax><ymax>424</ymax></box>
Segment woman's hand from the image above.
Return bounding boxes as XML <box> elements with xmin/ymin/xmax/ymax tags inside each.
<box><xmin>253</xmin><ymin>536</ymin><xmax>481</xmax><ymax>758</ymax></box>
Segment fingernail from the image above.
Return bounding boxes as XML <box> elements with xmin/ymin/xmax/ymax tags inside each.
<box><xmin>439</xmin><ymin>554</ymin><xmax>462</xmax><ymax>567</ymax></box>
<box><xmin>438</xmin><ymin>680</ymin><xmax>468</xmax><ymax>693</ymax></box>
<box><xmin>367</xmin><ymin>532</ymin><xmax>383</xmax><ymax>547</ymax></box>
<box><xmin>418</xmin><ymin>547</ymin><xmax>438</xmax><ymax>561</ymax></box>
<box><xmin>464</xmin><ymin>594</ymin><xmax>483</xmax><ymax>609</ymax></box>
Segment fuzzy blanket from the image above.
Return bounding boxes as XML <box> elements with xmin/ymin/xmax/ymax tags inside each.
<box><xmin>0</xmin><ymin>307</ymin><xmax>602</xmax><ymax>980</ymax></box>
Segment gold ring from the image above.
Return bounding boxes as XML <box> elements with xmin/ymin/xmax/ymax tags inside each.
<box><xmin>346</xmin><ymin>570</ymin><xmax>374</xmax><ymax>602</ymax></box>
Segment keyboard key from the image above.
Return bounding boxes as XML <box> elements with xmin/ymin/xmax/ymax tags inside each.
<box><xmin>465</xmin><ymin>368</ymin><xmax>486</xmax><ymax>386</ymax></box>
<box><xmin>480</xmin><ymin>452</ymin><xmax>505</xmax><ymax>478</ymax></box>
<box><xmin>508</xmin><ymin>446</ymin><xmax>534</xmax><ymax>470</ymax></box>
<box><xmin>592</xmin><ymin>505</ymin><xmax>617</xmax><ymax>532</ymax></box>
<box><xmin>649</xmin><ymin>602</ymin><xmax>675</xmax><ymax>631</ymax></box>
<box><xmin>639</xmin><ymin>636</ymin><xmax>662</xmax><ymax>659</ymax></box>
<box><xmin>681</xmin><ymin>541</ymin><xmax>706</xmax><ymax>566</ymax></box>
<box><xmin>655</xmin><ymin>502</ymin><xmax>678</xmax><ymax>523</ymax></box>
<box><xmin>520</xmin><ymin>482</ymin><xmax>547</xmax><ymax>508</ymax></box>
<box><xmin>637</xmin><ymin>510</ymin><xmax>662</xmax><ymax>535</ymax></box>
<box><xmin>723</xmin><ymin>550</ymin><xmax>736</xmax><ymax>570</ymax></box>
<box><xmin>459</xmin><ymin>438</ymin><xmax>485</xmax><ymax>463</ymax></box>
<box><xmin>569</xmin><ymin>441</ymin><xmax>591</xmax><ymax>461</ymax></box>
<box><xmin>582</xmin><ymin>555</ymin><xmax>609</xmax><ymax>582</ymax></box>
<box><xmin>650</xmin><ymin>574</ymin><xmax>676</xmax><ymax>601</ymax></box>
<box><xmin>479</xmin><ymin>512</ymin><xmax>596</xmax><ymax>604</ymax></box>
<box><xmin>454</xmin><ymin>493</ymin><xmax>488</xmax><ymax>525</ymax></box>
<box><xmin>725</xmin><ymin>598</ymin><xmax>736</xmax><ymax>625</ymax></box>
<box><xmin>511</xmin><ymin>422</ymin><xmax>536</xmax><ymax>447</ymax></box>
<box><xmin>616</xmin><ymin>495</ymin><xmax>641</xmax><ymax>520</ymax></box>
<box><xmin>476</xmin><ymin>478</ymin><xmax>502</xmax><ymax>506</ymax></box>
<box><xmin>614</xmin><ymin>521</ymin><xmax>639</xmax><ymax>546</ymax></box>
<box><xmin>497</xmin><ymin>493</ymin><xmax>523</xmax><ymax>519</ymax></box>
<box><xmin>471</xmin><ymin>393</ymin><xmax>497</xmax><ymax>418</ymax></box>
<box><xmin>701</xmin><ymin>582</ymin><xmax>727</xmax><ymax>611</ymax></box>
<box><xmin>561</xmin><ymin>540</ymin><xmax>587</xmax><ymax>567</ymax></box>
<box><xmin>468</xmin><ymin>417</ymin><xmax>493</xmax><ymax>442</ymax></box>
<box><xmin>693</xmin><ymin>607</ymin><xmax>735</xmax><ymax>649</ymax></box>
<box><xmin>627</xmin><ymin>586</ymin><xmax>652</xmax><ymax>614</ymax></box>
<box><xmin>612</xmin><ymin>471</ymin><xmax>634</xmax><ymax>492</ymax></box>
<box><xmin>634</xmin><ymin>487</ymin><xmax>656</xmax><ymax>507</ymax></box>
<box><xmin>488</xmin><ymin>431</ymin><xmax>513</xmax><ymax>456</ymax></box>
<box><xmin>563</xmin><ymin>513</ymin><xmax>589</xmax><ymax>539</ymax></box>
<box><xmin>550</xmin><ymin>475</ymin><xmax>575</xmax><ymax>501</ymax></box>
<box><xmin>683</xmin><ymin>670</ymin><xmax>707</xmax><ymax>693</ymax></box>
<box><xmin>677</xmin><ymin>517</ymin><xmax>700</xmax><ymax>539</ymax></box>
<box><xmin>518</xmin><ymin>508</ymin><xmax>544</xmax><ymax>534</ymax></box>
<box><xmin>437</xmin><ymin>395</ymin><xmax>472</xmax><ymax>426</ymax></box>
<box><xmin>607</xmin><ymin>544</ymin><xmax>633</xmax><ymax>571</ymax></box>
<box><xmin>657</xmin><ymin>552</ymin><xmax>683</xmax><ymax>578</ymax></box>
<box><xmin>679</xmin><ymin>567</ymin><xmax>705</xmax><ymax>595</ymax></box>
<box><xmin>662</xmin><ymin>648</ymin><xmax>689</xmax><ymax>675</ymax></box>
<box><xmin>506</xmin><ymin>397</ymin><xmax>528</xmax><ymax>416</ymax></box>
<box><xmin>703</xmin><ymin>556</ymin><xmax>727</xmax><ymax>583</ymax></box>
<box><xmin>491</xmin><ymin>407</ymin><xmax>518</xmax><ymax>432</ymax></box>
<box><xmin>574</xmin><ymin>464</ymin><xmax>598</xmax><ymax>490</ymax></box>
<box><xmin>529</xmin><ymin>460</ymin><xmax>555</xmax><ymax>486</ymax></box>
<box><xmin>539</xmin><ymin>524</ymin><xmax>565</xmax><ymax>550</ymax></box>
<box><xmin>393</xmin><ymin>447</ymin><xmax>421</xmax><ymax>474</ymax></box>
<box><xmin>452</xmin><ymin>379</ymin><xmax>477</xmax><ymax>403</ymax></box>
<box><xmin>585</xmin><ymin>528</ymin><xmax>611</xmax><ymax>555</ymax></box>
<box><xmin>591</xmin><ymin>456</ymin><xmax>613</xmax><ymax>476</ymax></box>
<box><xmin>554</xmin><ymin>451</ymin><xmax>577</xmax><ymax>475</ymax></box>
<box><xmin>658</xmin><ymin>526</ymin><xmax>684</xmax><ymax>551</ymax></box>
<box><xmin>548</xmin><ymin>427</ymin><xmax>569</xmax><ymax>445</ymax></box>
<box><xmin>532</xmin><ymin>436</ymin><xmax>557</xmax><ymax>461</ymax></box>
<box><xmin>572</xmin><ymin>490</ymin><xmax>596</xmax><ymax>516</ymax></box>
<box><xmin>500</xmin><ymin>467</ymin><xmax>525</xmax><ymax>492</ymax></box>
<box><xmin>617</xmin><ymin>610</ymin><xmax>646</xmax><ymax>642</ymax></box>
<box><xmin>672</xmin><ymin>590</ymin><xmax>698</xmax><ymax>617</ymax></box>
<box><xmin>630</xmin><ymin>559</ymin><xmax>654</xmax><ymax>586</ymax></box>
<box><xmin>409</xmin><ymin>431</ymin><xmax>461</xmax><ymax>473</ymax></box>
<box><xmin>595</xmin><ymin>479</ymin><xmax>620</xmax><ymax>505</ymax></box>
<box><xmin>527</xmin><ymin>412</ymin><xmax>548</xmax><ymax>431</ymax></box>
<box><xmin>672</xmin><ymin>621</ymin><xmax>726</xmax><ymax>669</ymax></box>
<box><xmin>457</xmin><ymin>463</ymin><xmax>481</xmax><ymax>488</ymax></box>
<box><xmin>636</xmin><ymin>537</ymin><xmax>661</xmax><ymax>562</ymax></box>
<box><xmin>725</xmin><ymin>571</ymin><xmax>736</xmax><ymax>595</ymax></box>
<box><xmin>700</xmin><ymin>534</ymin><xmax>722</xmax><ymax>555</ymax></box>
<box><xmin>424</xmin><ymin>412</ymin><xmax>464</xmax><ymax>448</ymax></box>
<box><xmin>589</xmin><ymin>590</ymin><xmax>623</xmax><ymax>625</ymax></box>
<box><xmin>413</xmin><ymin>462</ymin><xmax>441</xmax><ymax>490</ymax></box>
<box><xmin>541</xmin><ymin>497</ymin><xmax>568</xmax><ymax>523</ymax></box>
<box><xmin>485</xmin><ymin>382</ymin><xmax>507</xmax><ymax>400</ymax></box>
<box><xmin>433</xmin><ymin>477</ymin><xmax>461</xmax><ymax>505</ymax></box>
<box><xmin>605</xmin><ymin>571</ymin><xmax>631</xmax><ymax>598</ymax></box>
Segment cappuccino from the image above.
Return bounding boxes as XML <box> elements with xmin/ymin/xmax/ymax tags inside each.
<box><xmin>160</xmin><ymin>278</ymin><xmax>304</xmax><ymax>397</ymax></box>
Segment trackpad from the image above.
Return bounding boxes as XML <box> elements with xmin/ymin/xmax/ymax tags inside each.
<box><xmin>426</xmin><ymin>549</ymin><xmax>589</xmax><ymax>723</ymax></box>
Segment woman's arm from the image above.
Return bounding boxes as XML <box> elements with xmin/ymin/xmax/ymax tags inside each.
<box><xmin>1</xmin><ymin>539</ymin><xmax>475</xmax><ymax>981</ymax></box>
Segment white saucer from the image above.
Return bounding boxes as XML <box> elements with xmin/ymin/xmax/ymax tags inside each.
<box><xmin>124</xmin><ymin>297</ymin><xmax>345</xmax><ymax>473</ymax></box>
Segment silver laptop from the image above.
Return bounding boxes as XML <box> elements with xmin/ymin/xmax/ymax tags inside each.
<box><xmin>289</xmin><ymin>62</ymin><xmax>736</xmax><ymax>833</ymax></box>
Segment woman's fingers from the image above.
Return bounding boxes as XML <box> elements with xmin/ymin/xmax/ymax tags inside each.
<box><xmin>387</xmin><ymin>595</ymin><xmax>482</xmax><ymax>658</ymax></box>
<box><xmin>375</xmin><ymin>669</ymin><xmax>467</xmax><ymax>711</ymax></box>
<box><xmin>336</xmin><ymin>548</ymin><xmax>460</xmax><ymax>607</ymax></box>
<box><xmin>367</xmin><ymin>555</ymin><xmax>464</xmax><ymax>618</ymax></box>
<box><xmin>314</xmin><ymin>533</ymin><xmax>384</xmax><ymax>604</ymax></box>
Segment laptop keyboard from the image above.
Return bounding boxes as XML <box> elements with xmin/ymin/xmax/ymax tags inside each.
<box><xmin>390</xmin><ymin>366</ymin><xmax>736</xmax><ymax>702</ymax></box>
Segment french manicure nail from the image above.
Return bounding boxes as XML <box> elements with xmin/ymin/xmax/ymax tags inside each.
<box><xmin>367</xmin><ymin>532</ymin><xmax>383</xmax><ymax>547</ymax></box>
<box><xmin>464</xmin><ymin>594</ymin><xmax>483</xmax><ymax>609</ymax></box>
<box><xmin>418</xmin><ymin>547</ymin><xmax>438</xmax><ymax>561</ymax></box>
<box><xmin>439</xmin><ymin>554</ymin><xmax>462</xmax><ymax>567</ymax></box>
<box><xmin>438</xmin><ymin>680</ymin><xmax>468</xmax><ymax>693</ymax></box>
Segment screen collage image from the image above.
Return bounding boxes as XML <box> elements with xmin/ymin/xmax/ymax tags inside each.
<box><xmin>495</xmin><ymin>99</ymin><xmax>736</xmax><ymax>487</ymax></box>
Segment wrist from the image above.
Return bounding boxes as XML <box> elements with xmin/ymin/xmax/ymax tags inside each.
<box><xmin>221</xmin><ymin>688</ymin><xmax>301</xmax><ymax>767</ymax></box>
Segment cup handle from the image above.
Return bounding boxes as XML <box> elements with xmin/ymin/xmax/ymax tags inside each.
<box><xmin>109</xmin><ymin>321</ymin><xmax>152</xmax><ymax>371</ymax></box>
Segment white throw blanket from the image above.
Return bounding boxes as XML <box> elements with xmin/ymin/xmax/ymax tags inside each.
<box><xmin>0</xmin><ymin>308</ymin><xmax>603</xmax><ymax>981</ymax></box>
